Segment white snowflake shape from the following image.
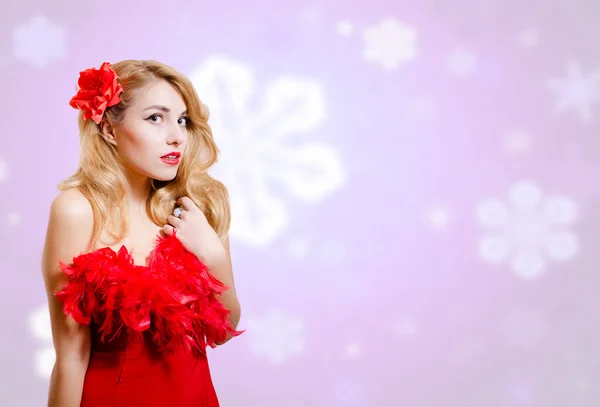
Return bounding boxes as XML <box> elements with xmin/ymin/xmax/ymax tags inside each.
<box><xmin>13</xmin><ymin>16</ymin><xmax>67</xmax><ymax>68</ymax></box>
<box><xmin>477</xmin><ymin>180</ymin><xmax>579</xmax><ymax>280</ymax></box>
<box><xmin>546</xmin><ymin>60</ymin><xmax>600</xmax><ymax>122</ymax></box>
<box><xmin>28</xmin><ymin>305</ymin><xmax>55</xmax><ymax>378</ymax></box>
<box><xmin>189</xmin><ymin>56</ymin><xmax>345</xmax><ymax>247</ymax></box>
<box><xmin>446</xmin><ymin>48</ymin><xmax>478</xmax><ymax>76</ymax></box>
<box><xmin>362</xmin><ymin>18</ymin><xmax>417</xmax><ymax>70</ymax></box>
<box><xmin>246</xmin><ymin>309</ymin><xmax>304</xmax><ymax>364</ymax></box>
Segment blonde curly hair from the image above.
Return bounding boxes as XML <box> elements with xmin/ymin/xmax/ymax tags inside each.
<box><xmin>58</xmin><ymin>59</ymin><xmax>230</xmax><ymax>251</ymax></box>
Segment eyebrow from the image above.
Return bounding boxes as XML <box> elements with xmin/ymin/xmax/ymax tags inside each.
<box><xmin>143</xmin><ymin>105</ymin><xmax>188</xmax><ymax>115</ymax></box>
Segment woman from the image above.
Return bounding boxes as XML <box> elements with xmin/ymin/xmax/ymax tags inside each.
<box><xmin>41</xmin><ymin>60</ymin><xmax>243</xmax><ymax>407</ymax></box>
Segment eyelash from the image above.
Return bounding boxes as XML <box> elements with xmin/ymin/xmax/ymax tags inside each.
<box><xmin>146</xmin><ymin>114</ymin><xmax>190</xmax><ymax>126</ymax></box>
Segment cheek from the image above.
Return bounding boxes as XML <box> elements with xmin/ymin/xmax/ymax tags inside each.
<box><xmin>117</xmin><ymin>126</ymin><xmax>158</xmax><ymax>162</ymax></box>
<box><xmin>122</xmin><ymin>123</ymin><xmax>157</xmax><ymax>148</ymax></box>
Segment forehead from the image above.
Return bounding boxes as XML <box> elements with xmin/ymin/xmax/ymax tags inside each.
<box><xmin>132</xmin><ymin>80</ymin><xmax>187</xmax><ymax>110</ymax></box>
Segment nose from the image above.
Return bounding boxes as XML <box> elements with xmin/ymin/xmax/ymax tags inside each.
<box><xmin>166</xmin><ymin>122</ymin><xmax>185</xmax><ymax>146</ymax></box>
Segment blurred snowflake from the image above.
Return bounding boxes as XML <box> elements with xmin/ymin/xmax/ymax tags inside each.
<box><xmin>0</xmin><ymin>158</ymin><xmax>7</xmax><ymax>184</ymax></box>
<box><xmin>396</xmin><ymin>317</ymin><xmax>417</xmax><ymax>337</ymax></box>
<box><xmin>446</xmin><ymin>48</ymin><xmax>478</xmax><ymax>76</ymax></box>
<box><xmin>336</xmin><ymin>20</ymin><xmax>355</xmax><ymax>37</ymax></box>
<box><xmin>13</xmin><ymin>16</ymin><xmax>66</xmax><ymax>68</ymax></box>
<box><xmin>500</xmin><ymin>371</ymin><xmax>539</xmax><ymax>406</ymax></box>
<box><xmin>317</xmin><ymin>237</ymin><xmax>348</xmax><ymax>266</ymax></box>
<box><xmin>287</xmin><ymin>236</ymin><xmax>310</xmax><ymax>259</ymax></box>
<box><xmin>189</xmin><ymin>56</ymin><xmax>344</xmax><ymax>247</ymax></box>
<box><xmin>505</xmin><ymin>130</ymin><xmax>532</xmax><ymax>155</ymax></box>
<box><xmin>28</xmin><ymin>305</ymin><xmax>54</xmax><ymax>379</ymax></box>
<box><xmin>426</xmin><ymin>206</ymin><xmax>450</xmax><ymax>229</ymax></box>
<box><xmin>518</xmin><ymin>28</ymin><xmax>541</xmax><ymax>48</ymax></box>
<box><xmin>477</xmin><ymin>180</ymin><xmax>579</xmax><ymax>280</ymax></box>
<box><xmin>362</xmin><ymin>18</ymin><xmax>417</xmax><ymax>70</ymax></box>
<box><xmin>546</xmin><ymin>60</ymin><xmax>600</xmax><ymax>122</ymax></box>
<box><xmin>332</xmin><ymin>376</ymin><xmax>367</xmax><ymax>406</ymax></box>
<box><xmin>7</xmin><ymin>212</ymin><xmax>21</xmax><ymax>227</ymax></box>
<box><xmin>246</xmin><ymin>309</ymin><xmax>305</xmax><ymax>364</ymax></box>
<box><xmin>404</xmin><ymin>94</ymin><xmax>436</xmax><ymax>122</ymax></box>
<box><xmin>344</xmin><ymin>341</ymin><xmax>361</xmax><ymax>357</ymax></box>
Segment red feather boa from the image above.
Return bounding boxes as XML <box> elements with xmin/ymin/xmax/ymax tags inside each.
<box><xmin>55</xmin><ymin>233</ymin><xmax>243</xmax><ymax>354</ymax></box>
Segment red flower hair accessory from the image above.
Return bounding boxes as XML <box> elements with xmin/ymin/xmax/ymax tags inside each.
<box><xmin>69</xmin><ymin>62</ymin><xmax>124</xmax><ymax>124</ymax></box>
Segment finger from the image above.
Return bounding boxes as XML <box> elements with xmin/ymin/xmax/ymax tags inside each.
<box><xmin>162</xmin><ymin>224</ymin><xmax>176</xmax><ymax>236</ymax></box>
<box><xmin>167</xmin><ymin>215</ymin><xmax>181</xmax><ymax>227</ymax></box>
<box><xmin>177</xmin><ymin>196</ymin><xmax>196</xmax><ymax>212</ymax></box>
<box><xmin>173</xmin><ymin>206</ymin><xmax>185</xmax><ymax>218</ymax></box>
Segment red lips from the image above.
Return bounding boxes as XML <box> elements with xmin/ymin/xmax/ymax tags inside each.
<box><xmin>161</xmin><ymin>152</ymin><xmax>181</xmax><ymax>158</ymax></box>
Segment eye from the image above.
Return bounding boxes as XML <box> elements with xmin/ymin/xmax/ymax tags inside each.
<box><xmin>178</xmin><ymin>116</ymin><xmax>190</xmax><ymax>126</ymax></box>
<box><xmin>146</xmin><ymin>114</ymin><xmax>164</xmax><ymax>124</ymax></box>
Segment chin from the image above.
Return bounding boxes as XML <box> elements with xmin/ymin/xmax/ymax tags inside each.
<box><xmin>154</xmin><ymin>174</ymin><xmax>178</xmax><ymax>182</ymax></box>
<box><xmin>151</xmin><ymin>169</ymin><xmax>179</xmax><ymax>182</ymax></box>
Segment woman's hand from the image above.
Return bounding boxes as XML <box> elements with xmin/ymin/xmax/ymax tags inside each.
<box><xmin>164</xmin><ymin>196</ymin><xmax>242</xmax><ymax>332</ymax></box>
<box><xmin>163</xmin><ymin>196</ymin><xmax>227</xmax><ymax>268</ymax></box>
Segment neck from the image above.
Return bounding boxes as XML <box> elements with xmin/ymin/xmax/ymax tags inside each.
<box><xmin>125</xmin><ymin>171</ymin><xmax>152</xmax><ymax>215</ymax></box>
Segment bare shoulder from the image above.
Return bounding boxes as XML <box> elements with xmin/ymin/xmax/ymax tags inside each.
<box><xmin>50</xmin><ymin>187</ymin><xmax>93</xmax><ymax>219</ymax></box>
<box><xmin>42</xmin><ymin>188</ymin><xmax>93</xmax><ymax>363</ymax></box>
<box><xmin>41</xmin><ymin>188</ymin><xmax>94</xmax><ymax>293</ymax></box>
<box><xmin>46</xmin><ymin>188</ymin><xmax>94</xmax><ymax>248</ymax></box>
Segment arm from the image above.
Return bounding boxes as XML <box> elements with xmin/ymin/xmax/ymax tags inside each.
<box><xmin>41</xmin><ymin>189</ymin><xmax>94</xmax><ymax>407</ymax></box>
<box><xmin>206</xmin><ymin>235</ymin><xmax>241</xmax><ymax>344</ymax></box>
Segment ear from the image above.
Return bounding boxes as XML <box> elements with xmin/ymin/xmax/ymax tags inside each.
<box><xmin>100</xmin><ymin>119</ymin><xmax>118</xmax><ymax>146</ymax></box>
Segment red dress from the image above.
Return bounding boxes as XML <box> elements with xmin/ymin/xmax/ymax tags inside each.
<box><xmin>55</xmin><ymin>233</ymin><xmax>242</xmax><ymax>407</ymax></box>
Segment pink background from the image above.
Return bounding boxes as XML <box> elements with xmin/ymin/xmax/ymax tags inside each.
<box><xmin>1</xmin><ymin>0</ymin><xmax>600</xmax><ymax>406</ymax></box>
